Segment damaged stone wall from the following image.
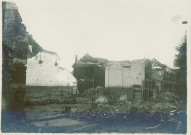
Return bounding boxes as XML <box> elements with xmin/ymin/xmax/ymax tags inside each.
<box><xmin>25</xmin><ymin>86</ymin><xmax>77</xmax><ymax>103</ymax></box>
<box><xmin>105</xmin><ymin>59</ymin><xmax>153</xmax><ymax>100</ymax></box>
<box><xmin>105</xmin><ymin>59</ymin><xmax>151</xmax><ymax>88</ymax></box>
<box><xmin>2</xmin><ymin>2</ymin><xmax>29</xmax><ymax>112</ymax></box>
<box><xmin>2</xmin><ymin>2</ymin><xmax>42</xmax><ymax>113</ymax></box>
<box><xmin>151</xmin><ymin>59</ymin><xmax>179</xmax><ymax>92</ymax></box>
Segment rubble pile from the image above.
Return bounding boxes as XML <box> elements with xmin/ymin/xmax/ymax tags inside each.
<box><xmin>150</xmin><ymin>102</ymin><xmax>177</xmax><ymax>112</ymax></box>
<box><xmin>82</xmin><ymin>87</ymin><xmax>105</xmax><ymax>98</ymax></box>
<box><xmin>82</xmin><ymin>88</ymin><xmax>97</xmax><ymax>98</ymax></box>
<box><xmin>55</xmin><ymin>90</ymin><xmax>184</xmax><ymax>124</ymax></box>
<box><xmin>135</xmin><ymin>101</ymin><xmax>154</xmax><ymax>112</ymax></box>
<box><xmin>93</xmin><ymin>100</ymin><xmax>132</xmax><ymax>112</ymax></box>
<box><xmin>77</xmin><ymin>89</ymin><xmax>182</xmax><ymax>124</ymax></box>
<box><xmin>91</xmin><ymin>91</ymin><xmax>180</xmax><ymax>113</ymax></box>
<box><xmin>95</xmin><ymin>96</ymin><xmax>108</xmax><ymax>104</ymax></box>
<box><xmin>158</xmin><ymin>91</ymin><xmax>179</xmax><ymax>102</ymax></box>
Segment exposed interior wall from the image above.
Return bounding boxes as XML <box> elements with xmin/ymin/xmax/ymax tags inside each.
<box><xmin>130</xmin><ymin>62</ymin><xmax>145</xmax><ymax>86</ymax></box>
<box><xmin>26</xmin><ymin>51</ymin><xmax>77</xmax><ymax>86</ymax></box>
<box><xmin>105</xmin><ymin>64</ymin><xmax>123</xmax><ymax>88</ymax></box>
<box><xmin>105</xmin><ymin>60</ymin><xmax>153</xmax><ymax>100</ymax></box>
<box><xmin>105</xmin><ymin>62</ymin><xmax>146</xmax><ymax>88</ymax></box>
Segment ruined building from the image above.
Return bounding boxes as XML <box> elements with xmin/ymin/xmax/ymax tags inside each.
<box><xmin>105</xmin><ymin>58</ymin><xmax>179</xmax><ymax>100</ymax></box>
<box><xmin>73</xmin><ymin>54</ymin><xmax>108</xmax><ymax>93</ymax></box>
<box><xmin>2</xmin><ymin>1</ymin><xmax>42</xmax><ymax>112</ymax></box>
<box><xmin>151</xmin><ymin>58</ymin><xmax>179</xmax><ymax>92</ymax></box>
<box><xmin>105</xmin><ymin>59</ymin><xmax>153</xmax><ymax>100</ymax></box>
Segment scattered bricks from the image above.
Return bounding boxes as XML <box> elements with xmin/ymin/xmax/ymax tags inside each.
<box><xmin>158</xmin><ymin>91</ymin><xmax>178</xmax><ymax>103</ymax></box>
<box><xmin>119</xmin><ymin>95</ymin><xmax>127</xmax><ymax>101</ymax></box>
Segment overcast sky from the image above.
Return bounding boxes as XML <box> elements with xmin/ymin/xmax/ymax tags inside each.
<box><xmin>11</xmin><ymin>0</ymin><xmax>188</xmax><ymax>71</ymax></box>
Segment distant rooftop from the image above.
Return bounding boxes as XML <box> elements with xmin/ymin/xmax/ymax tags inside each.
<box><xmin>43</xmin><ymin>50</ymin><xmax>58</xmax><ymax>55</ymax></box>
<box><xmin>75</xmin><ymin>53</ymin><xmax>175</xmax><ymax>70</ymax></box>
<box><xmin>77</xmin><ymin>53</ymin><xmax>108</xmax><ymax>65</ymax></box>
<box><xmin>43</xmin><ymin>50</ymin><xmax>60</xmax><ymax>59</ymax></box>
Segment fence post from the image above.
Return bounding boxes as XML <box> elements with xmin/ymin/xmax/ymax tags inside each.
<box><xmin>141</xmin><ymin>81</ymin><xmax>144</xmax><ymax>100</ymax></box>
<box><xmin>61</xmin><ymin>90</ymin><xmax>62</xmax><ymax>100</ymax></box>
<box><xmin>132</xmin><ymin>87</ymin><xmax>134</xmax><ymax>101</ymax></box>
<box><xmin>92</xmin><ymin>98</ymin><xmax>94</xmax><ymax>109</ymax></box>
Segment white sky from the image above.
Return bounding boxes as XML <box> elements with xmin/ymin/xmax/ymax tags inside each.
<box><xmin>11</xmin><ymin>0</ymin><xmax>188</xmax><ymax>71</ymax></box>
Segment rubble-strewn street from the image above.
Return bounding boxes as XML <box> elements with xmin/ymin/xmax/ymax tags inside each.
<box><xmin>2</xmin><ymin>89</ymin><xmax>186</xmax><ymax>133</ymax></box>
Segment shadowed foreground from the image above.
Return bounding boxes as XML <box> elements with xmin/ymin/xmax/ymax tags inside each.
<box><xmin>1</xmin><ymin>111</ymin><xmax>186</xmax><ymax>133</ymax></box>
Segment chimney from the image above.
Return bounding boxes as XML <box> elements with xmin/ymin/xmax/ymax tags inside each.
<box><xmin>75</xmin><ymin>55</ymin><xmax>78</xmax><ymax>63</ymax></box>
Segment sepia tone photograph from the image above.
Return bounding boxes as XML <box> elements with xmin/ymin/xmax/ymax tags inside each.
<box><xmin>1</xmin><ymin>0</ymin><xmax>190</xmax><ymax>134</ymax></box>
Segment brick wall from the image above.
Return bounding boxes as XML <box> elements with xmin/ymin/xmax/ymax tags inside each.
<box><xmin>2</xmin><ymin>2</ymin><xmax>29</xmax><ymax>112</ymax></box>
<box><xmin>25</xmin><ymin>86</ymin><xmax>77</xmax><ymax>103</ymax></box>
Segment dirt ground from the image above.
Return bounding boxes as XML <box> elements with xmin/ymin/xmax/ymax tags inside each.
<box><xmin>25</xmin><ymin>97</ymin><xmax>92</xmax><ymax>112</ymax></box>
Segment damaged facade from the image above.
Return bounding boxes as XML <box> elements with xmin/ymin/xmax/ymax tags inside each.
<box><xmin>105</xmin><ymin>58</ymin><xmax>179</xmax><ymax>100</ymax></box>
<box><xmin>25</xmin><ymin>50</ymin><xmax>78</xmax><ymax>102</ymax></box>
<box><xmin>2</xmin><ymin>1</ymin><xmax>77</xmax><ymax>111</ymax></box>
<box><xmin>105</xmin><ymin>59</ymin><xmax>152</xmax><ymax>100</ymax></box>
<box><xmin>2</xmin><ymin>2</ymin><xmax>42</xmax><ymax>112</ymax></box>
<box><xmin>72</xmin><ymin>53</ymin><xmax>179</xmax><ymax>101</ymax></box>
<box><xmin>73</xmin><ymin>54</ymin><xmax>107</xmax><ymax>93</ymax></box>
<box><xmin>151</xmin><ymin>59</ymin><xmax>179</xmax><ymax>92</ymax></box>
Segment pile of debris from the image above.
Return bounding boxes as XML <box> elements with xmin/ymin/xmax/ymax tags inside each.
<box><xmin>82</xmin><ymin>88</ymin><xmax>180</xmax><ymax>114</ymax></box>
<box><xmin>138</xmin><ymin>101</ymin><xmax>154</xmax><ymax>112</ymax></box>
<box><xmin>82</xmin><ymin>88</ymin><xmax>97</xmax><ymax>98</ymax></box>
<box><xmin>158</xmin><ymin>91</ymin><xmax>179</xmax><ymax>103</ymax></box>
<box><xmin>139</xmin><ymin>91</ymin><xmax>180</xmax><ymax>112</ymax></box>
<box><xmin>150</xmin><ymin>102</ymin><xmax>177</xmax><ymax>112</ymax></box>
<box><xmin>67</xmin><ymin>90</ymin><xmax>184</xmax><ymax>125</ymax></box>
<box><xmin>93</xmin><ymin>100</ymin><xmax>132</xmax><ymax>112</ymax></box>
<box><xmin>92</xmin><ymin>92</ymin><xmax>180</xmax><ymax>113</ymax></box>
